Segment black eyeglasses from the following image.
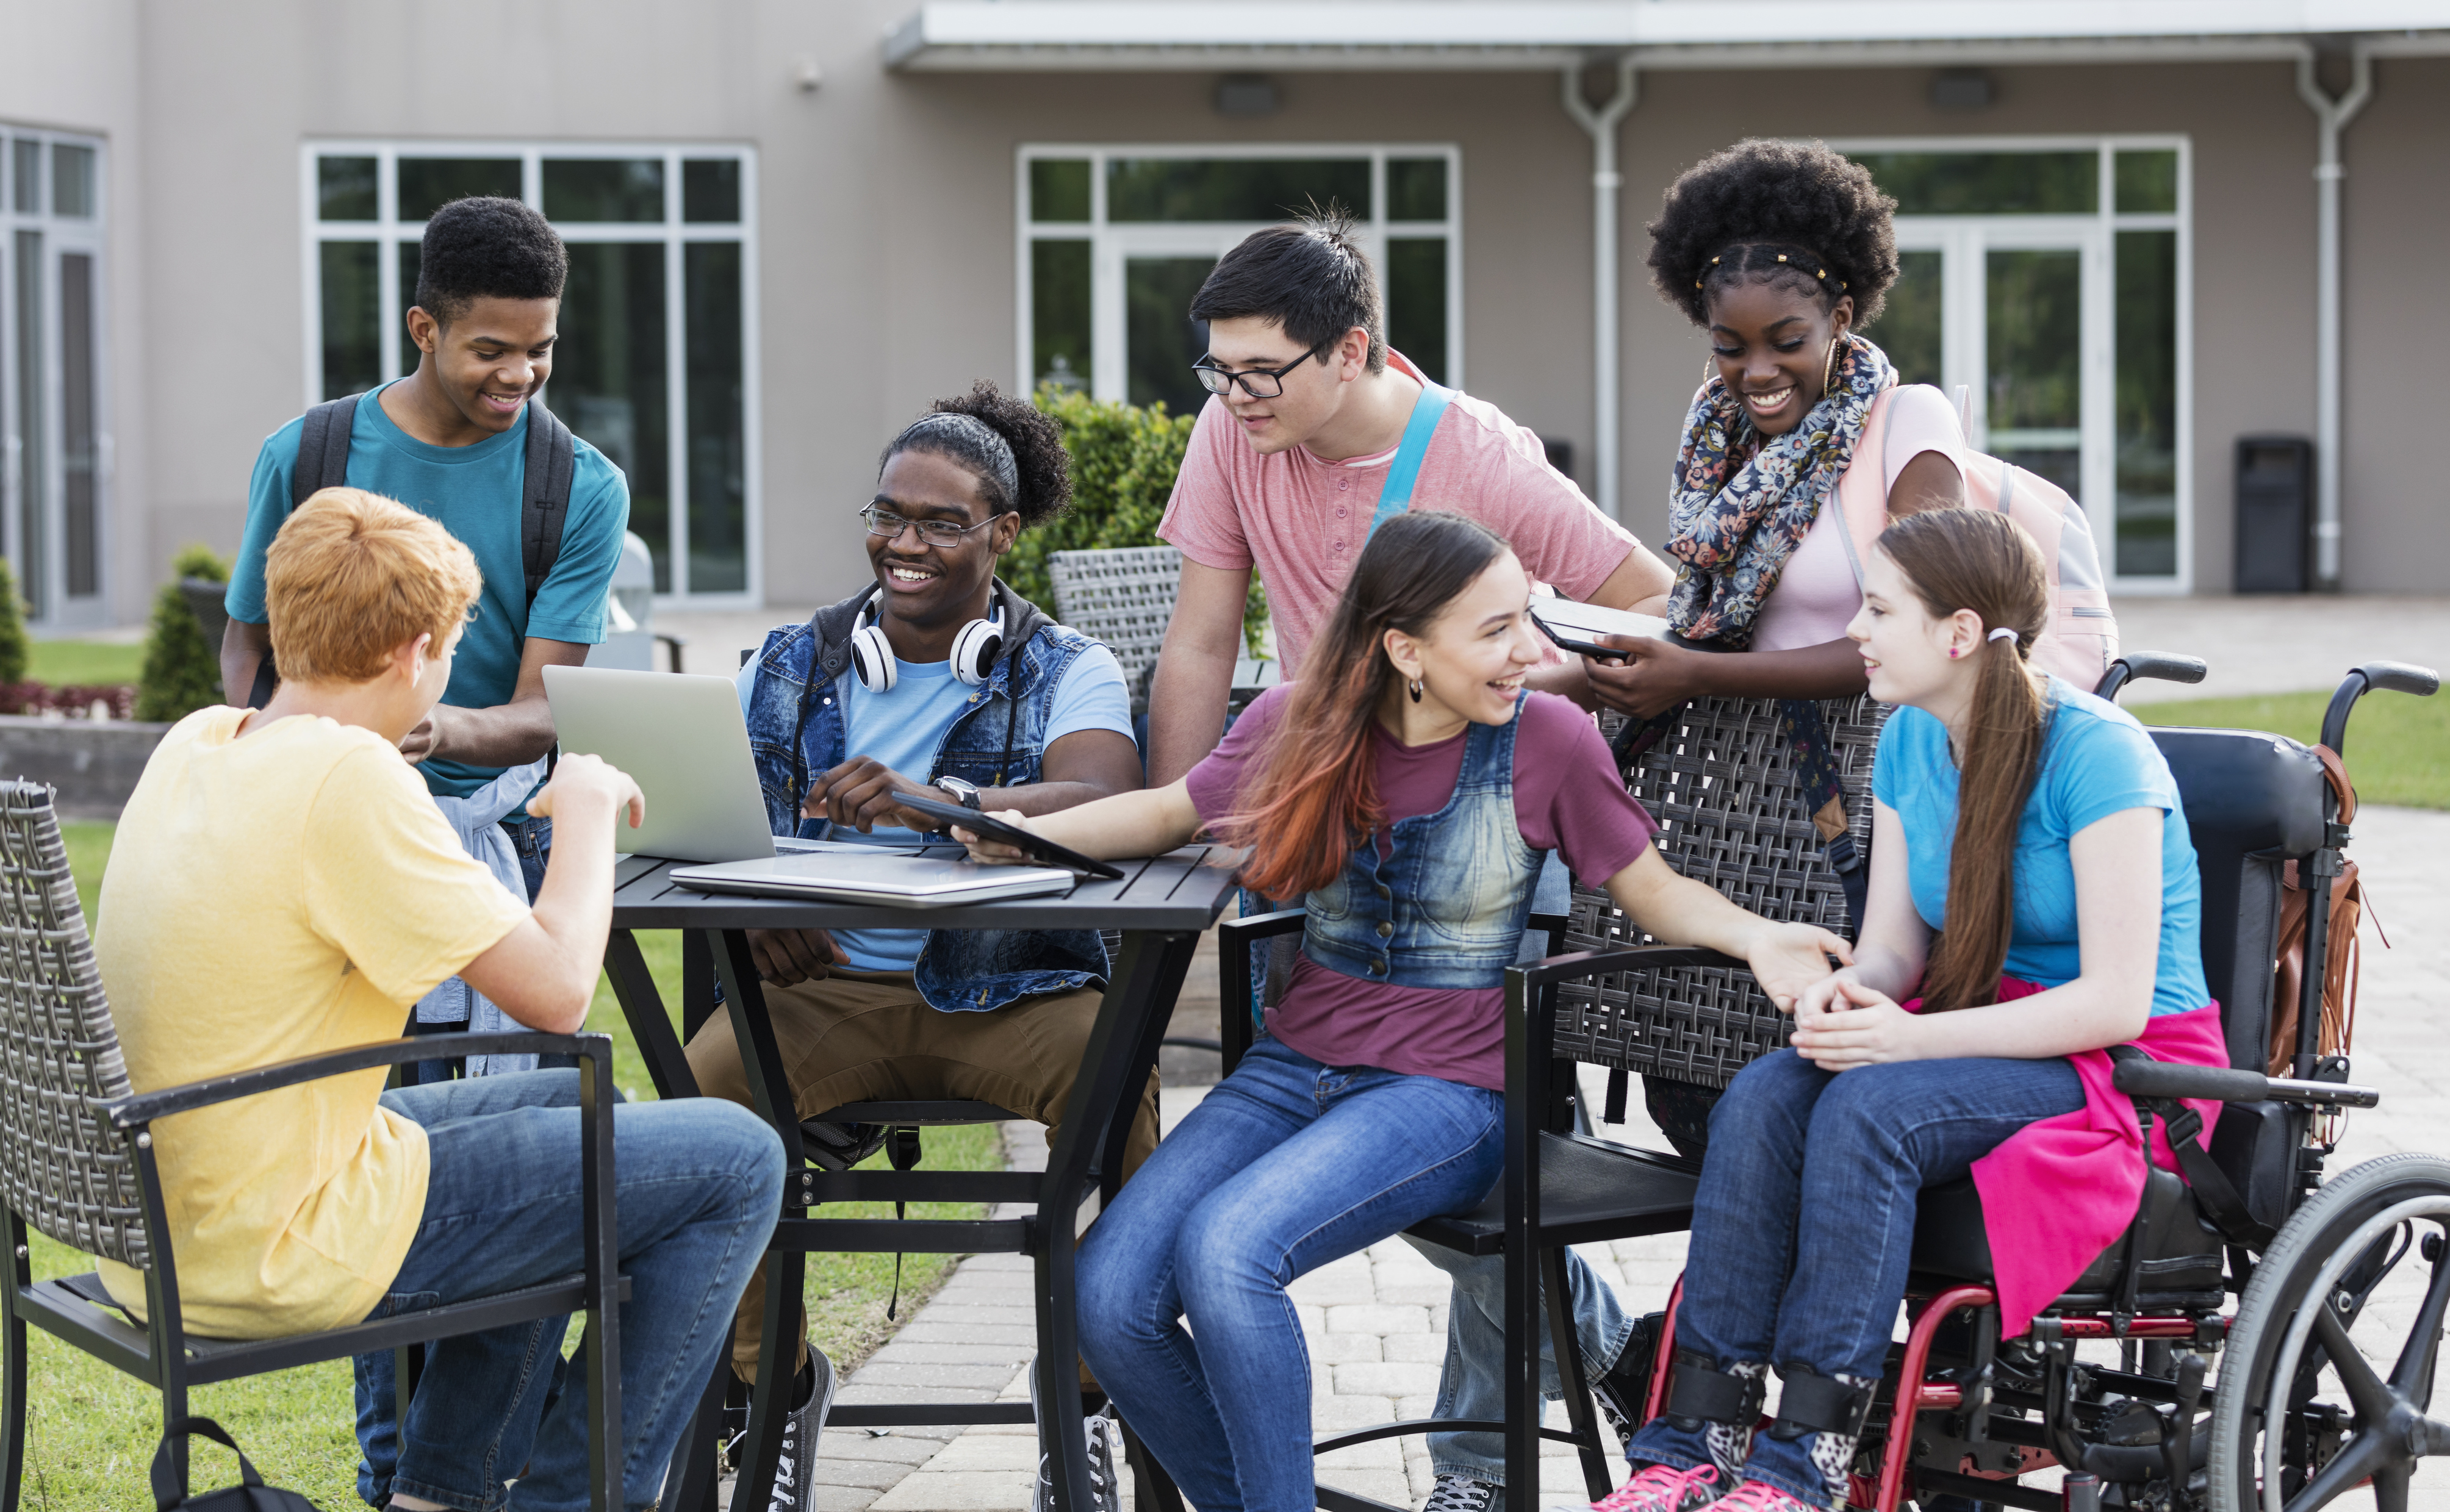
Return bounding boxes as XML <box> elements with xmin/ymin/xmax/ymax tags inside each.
<box><xmin>859</xmin><ymin>503</ymin><xmax>998</xmax><ymax>549</ymax></box>
<box><xmin>1191</xmin><ymin>340</ymin><xmax>1332</xmax><ymax>399</ymax></box>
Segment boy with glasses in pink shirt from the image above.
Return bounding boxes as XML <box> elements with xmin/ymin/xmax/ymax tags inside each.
<box><xmin>1147</xmin><ymin>209</ymin><xmax>1678</xmax><ymax>1512</ymax></box>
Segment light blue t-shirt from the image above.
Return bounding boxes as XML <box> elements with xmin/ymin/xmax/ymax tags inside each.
<box><xmin>229</xmin><ymin>381</ymin><xmax>630</xmax><ymax>800</ymax></box>
<box><xmin>734</xmin><ymin>640</ymin><xmax>1133</xmax><ymax>972</ymax></box>
<box><xmin>1870</xmin><ymin>677</ymin><xmax>2210</xmax><ymax>1017</ymax></box>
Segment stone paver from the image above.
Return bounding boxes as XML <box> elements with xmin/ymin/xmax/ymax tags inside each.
<box><xmin>800</xmin><ymin>800</ymin><xmax>2450</xmax><ymax>1512</ymax></box>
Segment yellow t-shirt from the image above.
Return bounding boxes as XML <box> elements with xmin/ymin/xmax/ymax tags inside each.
<box><xmin>95</xmin><ymin>708</ymin><xmax>531</xmax><ymax>1338</ymax></box>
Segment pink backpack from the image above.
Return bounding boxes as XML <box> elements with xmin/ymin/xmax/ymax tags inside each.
<box><xmin>1832</xmin><ymin>385</ymin><xmax>2120</xmax><ymax>689</ymax></box>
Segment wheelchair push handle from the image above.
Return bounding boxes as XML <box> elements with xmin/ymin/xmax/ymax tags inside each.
<box><xmin>2321</xmin><ymin>660</ymin><xmax>2439</xmax><ymax>758</ymax></box>
<box><xmin>2091</xmin><ymin>651</ymin><xmax>2207</xmax><ymax>704</ymax></box>
<box><xmin>2111</xmin><ymin>1057</ymin><xmax>2380</xmax><ymax>1109</ymax></box>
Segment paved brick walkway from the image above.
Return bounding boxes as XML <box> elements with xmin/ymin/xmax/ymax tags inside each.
<box><xmin>795</xmin><ymin>800</ymin><xmax>2450</xmax><ymax>1512</ymax></box>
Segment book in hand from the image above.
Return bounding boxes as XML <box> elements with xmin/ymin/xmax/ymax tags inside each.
<box><xmin>669</xmin><ymin>851</ymin><xmax>1080</xmax><ymax>908</ymax></box>
<box><xmin>1530</xmin><ymin>599</ymin><xmax>1672</xmax><ymax>659</ymax></box>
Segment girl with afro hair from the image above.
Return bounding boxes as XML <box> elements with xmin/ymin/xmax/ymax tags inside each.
<box><xmin>1588</xmin><ymin>138</ymin><xmax>1967</xmax><ymax>716</ymax></box>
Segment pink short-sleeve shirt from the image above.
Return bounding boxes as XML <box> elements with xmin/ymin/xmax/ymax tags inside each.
<box><xmin>1157</xmin><ymin>351</ymin><xmax>1639</xmax><ymax>675</ymax></box>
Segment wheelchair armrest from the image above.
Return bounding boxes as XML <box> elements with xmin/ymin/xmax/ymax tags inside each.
<box><xmin>1511</xmin><ymin>943</ymin><xmax>1742</xmax><ymax>992</ymax></box>
<box><xmin>104</xmin><ymin>1032</ymin><xmax>615</xmax><ymax>1128</ymax></box>
<box><xmin>2093</xmin><ymin>651</ymin><xmax>2208</xmax><ymax>703</ymax></box>
<box><xmin>2110</xmin><ymin>1057</ymin><xmax>2379</xmax><ymax>1109</ymax></box>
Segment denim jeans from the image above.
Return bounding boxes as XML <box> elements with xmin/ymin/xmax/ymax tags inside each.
<box><xmin>348</xmin><ymin>1069</ymin><xmax>783</xmax><ymax>1511</ymax></box>
<box><xmin>1625</xmin><ymin>1050</ymin><xmax>2083</xmax><ymax>1503</ymax></box>
<box><xmin>1076</xmin><ymin>1035</ymin><xmax>1506</xmax><ymax>1512</ymax></box>
<box><xmin>1416</xmin><ymin>854</ymin><xmax>1636</xmax><ymax>1485</ymax></box>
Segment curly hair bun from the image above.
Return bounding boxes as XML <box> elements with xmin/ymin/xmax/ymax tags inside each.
<box><xmin>880</xmin><ymin>379</ymin><xmax>1075</xmax><ymax>527</ymax></box>
<box><xmin>1645</xmin><ymin>140</ymin><xmax>1900</xmax><ymax>328</ymax></box>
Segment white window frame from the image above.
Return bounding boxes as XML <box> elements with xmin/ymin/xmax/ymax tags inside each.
<box><xmin>299</xmin><ymin>140</ymin><xmax>763</xmax><ymax>607</ymax></box>
<box><xmin>1828</xmin><ymin>134</ymin><xmax>2193</xmax><ymax>594</ymax></box>
<box><xmin>1015</xmin><ymin>143</ymin><xmax>1465</xmax><ymax>404</ymax></box>
<box><xmin>1</xmin><ymin>126</ymin><xmax>112</xmax><ymax>630</ymax></box>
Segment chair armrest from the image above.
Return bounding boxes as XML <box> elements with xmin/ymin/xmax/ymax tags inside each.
<box><xmin>1217</xmin><ymin>909</ymin><xmax>1307</xmax><ymax>944</ymax></box>
<box><xmin>1511</xmin><ymin>943</ymin><xmax>1744</xmax><ymax>992</ymax></box>
<box><xmin>104</xmin><ymin>1032</ymin><xmax>613</xmax><ymax>1128</ymax></box>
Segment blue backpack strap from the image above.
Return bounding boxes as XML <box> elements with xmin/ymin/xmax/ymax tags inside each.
<box><xmin>1363</xmin><ymin>378</ymin><xmax>1456</xmax><ymax>542</ymax></box>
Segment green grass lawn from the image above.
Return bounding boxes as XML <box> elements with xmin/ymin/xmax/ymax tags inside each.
<box><xmin>26</xmin><ymin>639</ymin><xmax>145</xmax><ymax>689</ymax></box>
<box><xmin>2134</xmin><ymin>688</ymin><xmax>2449</xmax><ymax>809</ymax></box>
<box><xmin>19</xmin><ymin>825</ymin><xmax>995</xmax><ymax>1508</ymax></box>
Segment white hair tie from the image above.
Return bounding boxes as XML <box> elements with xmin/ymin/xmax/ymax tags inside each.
<box><xmin>1986</xmin><ymin>626</ymin><xmax>2017</xmax><ymax>643</ymax></box>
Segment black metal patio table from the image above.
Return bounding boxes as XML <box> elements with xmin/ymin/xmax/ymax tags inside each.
<box><xmin>602</xmin><ymin>842</ymin><xmax>1241</xmax><ymax>1512</ymax></box>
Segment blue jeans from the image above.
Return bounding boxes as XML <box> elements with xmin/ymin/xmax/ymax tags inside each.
<box><xmin>1077</xmin><ymin>1036</ymin><xmax>1506</xmax><ymax>1512</ymax></box>
<box><xmin>349</xmin><ymin>1070</ymin><xmax>783</xmax><ymax>1511</ymax></box>
<box><xmin>1626</xmin><ymin>1050</ymin><xmax>2083</xmax><ymax>1503</ymax></box>
<box><xmin>1418</xmin><ymin>854</ymin><xmax>1634</xmax><ymax>1485</ymax></box>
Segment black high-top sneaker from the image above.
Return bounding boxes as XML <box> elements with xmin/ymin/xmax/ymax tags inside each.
<box><xmin>1026</xmin><ymin>1368</ymin><xmax>1122</xmax><ymax>1512</ymax></box>
<box><xmin>766</xmin><ymin>1340</ymin><xmax>837</xmax><ymax>1512</ymax></box>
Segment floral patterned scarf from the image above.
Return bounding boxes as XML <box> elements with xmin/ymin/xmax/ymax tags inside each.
<box><xmin>1665</xmin><ymin>334</ymin><xmax>1895</xmax><ymax>649</ymax></box>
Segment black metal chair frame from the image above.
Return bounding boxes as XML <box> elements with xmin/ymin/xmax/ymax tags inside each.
<box><xmin>0</xmin><ymin>784</ymin><xmax>625</xmax><ymax>1510</ymax></box>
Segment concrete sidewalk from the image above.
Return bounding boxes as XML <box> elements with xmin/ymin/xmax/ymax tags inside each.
<box><xmin>793</xmin><ymin>799</ymin><xmax>2450</xmax><ymax>1512</ymax></box>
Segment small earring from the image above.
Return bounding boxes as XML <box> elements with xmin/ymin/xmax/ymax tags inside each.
<box><xmin>1949</xmin><ymin>647</ymin><xmax>1960</xmax><ymax>659</ymax></box>
<box><xmin>1823</xmin><ymin>335</ymin><xmax>1842</xmax><ymax>395</ymax></box>
<box><xmin>1407</xmin><ymin>677</ymin><xmax>1423</xmax><ymax>703</ymax></box>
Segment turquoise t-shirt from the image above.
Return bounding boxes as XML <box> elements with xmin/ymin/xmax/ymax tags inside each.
<box><xmin>733</xmin><ymin>643</ymin><xmax>1133</xmax><ymax>972</ymax></box>
<box><xmin>228</xmin><ymin>382</ymin><xmax>630</xmax><ymax>800</ymax></box>
<box><xmin>1870</xmin><ymin>676</ymin><xmax>2210</xmax><ymax>1017</ymax></box>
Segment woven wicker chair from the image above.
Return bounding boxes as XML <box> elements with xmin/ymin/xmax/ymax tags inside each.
<box><xmin>1047</xmin><ymin>545</ymin><xmax>1184</xmax><ymax>718</ymax></box>
<box><xmin>0</xmin><ymin>781</ymin><xmax>627</xmax><ymax>1509</ymax></box>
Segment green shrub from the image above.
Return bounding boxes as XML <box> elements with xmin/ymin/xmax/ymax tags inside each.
<box><xmin>135</xmin><ymin>545</ymin><xmax>231</xmax><ymax>724</ymax></box>
<box><xmin>0</xmin><ymin>557</ymin><xmax>28</xmax><ymax>687</ymax></box>
<box><xmin>1009</xmin><ymin>387</ymin><xmax>1269</xmax><ymax>655</ymax></box>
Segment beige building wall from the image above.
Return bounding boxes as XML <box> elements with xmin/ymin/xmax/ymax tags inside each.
<box><xmin>15</xmin><ymin>1</ymin><xmax>2438</xmax><ymax>614</ymax></box>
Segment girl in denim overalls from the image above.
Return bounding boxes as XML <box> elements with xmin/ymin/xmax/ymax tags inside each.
<box><xmin>958</xmin><ymin>511</ymin><xmax>1849</xmax><ymax>1512</ymax></box>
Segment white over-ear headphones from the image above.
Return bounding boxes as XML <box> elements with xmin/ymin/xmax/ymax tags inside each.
<box><xmin>849</xmin><ymin>590</ymin><xmax>1005</xmax><ymax>693</ymax></box>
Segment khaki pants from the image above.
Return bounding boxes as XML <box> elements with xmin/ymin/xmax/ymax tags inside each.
<box><xmin>684</xmin><ymin>967</ymin><xmax>1161</xmax><ymax>1383</ymax></box>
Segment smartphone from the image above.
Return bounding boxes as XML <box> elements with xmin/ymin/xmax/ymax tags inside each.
<box><xmin>1530</xmin><ymin>600</ymin><xmax>1672</xmax><ymax>659</ymax></box>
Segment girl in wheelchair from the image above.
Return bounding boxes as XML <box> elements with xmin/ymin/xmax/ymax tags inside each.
<box><xmin>1576</xmin><ymin>506</ymin><xmax>2228</xmax><ymax>1512</ymax></box>
<box><xmin>957</xmin><ymin>509</ymin><xmax>1848</xmax><ymax>1512</ymax></box>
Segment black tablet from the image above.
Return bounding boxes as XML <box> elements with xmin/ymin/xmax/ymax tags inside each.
<box><xmin>892</xmin><ymin>792</ymin><xmax>1126</xmax><ymax>881</ymax></box>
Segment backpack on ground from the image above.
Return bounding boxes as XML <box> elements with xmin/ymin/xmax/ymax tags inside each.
<box><xmin>1832</xmin><ymin>383</ymin><xmax>2121</xmax><ymax>689</ymax></box>
<box><xmin>249</xmin><ymin>392</ymin><xmax>578</xmax><ymax>706</ymax></box>
<box><xmin>151</xmin><ymin>1417</ymin><xmax>321</xmax><ymax>1510</ymax></box>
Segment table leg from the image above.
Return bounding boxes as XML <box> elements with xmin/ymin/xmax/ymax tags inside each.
<box><xmin>1038</xmin><ymin>928</ymin><xmax>1201</xmax><ymax>1512</ymax></box>
<box><xmin>603</xmin><ymin>928</ymin><xmax>701</xmax><ymax>1102</ymax></box>
<box><xmin>713</xmin><ymin>926</ymin><xmax>810</xmax><ymax>1512</ymax></box>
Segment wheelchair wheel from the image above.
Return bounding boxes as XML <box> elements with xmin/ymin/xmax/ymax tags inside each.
<box><xmin>2208</xmin><ymin>1152</ymin><xmax>2450</xmax><ymax>1512</ymax></box>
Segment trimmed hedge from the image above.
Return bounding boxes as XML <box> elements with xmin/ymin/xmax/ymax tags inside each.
<box><xmin>1006</xmin><ymin>387</ymin><xmax>1268</xmax><ymax>654</ymax></box>
<box><xmin>0</xmin><ymin>559</ymin><xmax>28</xmax><ymax>687</ymax></box>
<box><xmin>135</xmin><ymin>545</ymin><xmax>230</xmax><ymax>724</ymax></box>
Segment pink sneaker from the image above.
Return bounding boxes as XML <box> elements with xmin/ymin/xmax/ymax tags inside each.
<box><xmin>1548</xmin><ymin>1463</ymin><xmax>1721</xmax><ymax>1512</ymax></box>
<box><xmin>1704</xmin><ymin>1478</ymin><xmax>1821</xmax><ymax>1512</ymax></box>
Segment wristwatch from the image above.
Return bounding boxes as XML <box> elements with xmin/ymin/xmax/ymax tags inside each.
<box><xmin>933</xmin><ymin>776</ymin><xmax>983</xmax><ymax>810</ymax></box>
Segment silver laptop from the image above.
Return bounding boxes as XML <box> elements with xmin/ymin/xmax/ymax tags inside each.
<box><xmin>543</xmin><ymin>665</ymin><xmax>800</xmax><ymax>863</ymax></box>
<box><xmin>669</xmin><ymin>851</ymin><xmax>1076</xmax><ymax>908</ymax></box>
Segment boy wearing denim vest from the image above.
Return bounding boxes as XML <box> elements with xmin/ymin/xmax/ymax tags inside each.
<box><xmin>685</xmin><ymin>385</ymin><xmax>1146</xmax><ymax>1512</ymax></box>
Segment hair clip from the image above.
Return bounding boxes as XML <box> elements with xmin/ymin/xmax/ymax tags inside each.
<box><xmin>1816</xmin><ymin>268</ymin><xmax>1827</xmax><ymax>278</ymax></box>
<box><xmin>1776</xmin><ymin>253</ymin><xmax>1788</xmax><ymax>263</ymax></box>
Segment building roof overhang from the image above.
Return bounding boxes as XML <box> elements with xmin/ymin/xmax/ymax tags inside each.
<box><xmin>885</xmin><ymin>1</ymin><xmax>2450</xmax><ymax>71</ymax></box>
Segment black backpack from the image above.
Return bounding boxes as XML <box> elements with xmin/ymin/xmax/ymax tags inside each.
<box><xmin>248</xmin><ymin>392</ymin><xmax>578</xmax><ymax>707</ymax></box>
<box><xmin>151</xmin><ymin>1417</ymin><xmax>320</xmax><ymax>1510</ymax></box>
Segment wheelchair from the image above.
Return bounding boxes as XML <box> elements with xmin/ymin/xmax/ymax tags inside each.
<box><xmin>1612</xmin><ymin>656</ymin><xmax>2446</xmax><ymax>1512</ymax></box>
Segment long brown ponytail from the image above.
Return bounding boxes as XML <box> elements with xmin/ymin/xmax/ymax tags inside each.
<box><xmin>1226</xmin><ymin>512</ymin><xmax>1512</xmax><ymax>901</ymax></box>
<box><xmin>1875</xmin><ymin>508</ymin><xmax>2052</xmax><ymax>1012</ymax></box>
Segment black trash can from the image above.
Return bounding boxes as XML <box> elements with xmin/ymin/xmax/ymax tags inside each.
<box><xmin>2235</xmin><ymin>436</ymin><xmax>2312</xmax><ymax>593</ymax></box>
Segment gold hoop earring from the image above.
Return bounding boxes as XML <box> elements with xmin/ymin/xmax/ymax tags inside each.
<box><xmin>1407</xmin><ymin>677</ymin><xmax>1423</xmax><ymax>704</ymax></box>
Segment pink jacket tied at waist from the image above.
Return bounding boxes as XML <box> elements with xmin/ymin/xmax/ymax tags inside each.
<box><xmin>1906</xmin><ymin>979</ymin><xmax>2229</xmax><ymax>1336</ymax></box>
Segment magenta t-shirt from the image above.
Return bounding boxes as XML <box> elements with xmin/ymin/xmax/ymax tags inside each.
<box><xmin>1186</xmin><ymin>687</ymin><xmax>1661</xmax><ymax>1091</ymax></box>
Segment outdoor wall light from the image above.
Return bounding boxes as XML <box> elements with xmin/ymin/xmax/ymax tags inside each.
<box><xmin>1930</xmin><ymin>70</ymin><xmax>1994</xmax><ymax>110</ymax></box>
<box><xmin>1215</xmin><ymin>74</ymin><xmax>1282</xmax><ymax>117</ymax></box>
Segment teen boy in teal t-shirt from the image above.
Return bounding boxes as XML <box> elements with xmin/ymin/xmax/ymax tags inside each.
<box><xmin>223</xmin><ymin>196</ymin><xmax>628</xmax><ymax>812</ymax></box>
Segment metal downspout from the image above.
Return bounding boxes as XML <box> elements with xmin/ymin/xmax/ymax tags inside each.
<box><xmin>2294</xmin><ymin>43</ymin><xmax>2374</xmax><ymax>591</ymax></box>
<box><xmin>1562</xmin><ymin>56</ymin><xmax>1639</xmax><ymax>520</ymax></box>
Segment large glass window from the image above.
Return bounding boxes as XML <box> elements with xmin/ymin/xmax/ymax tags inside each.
<box><xmin>1019</xmin><ymin>146</ymin><xmax>1463</xmax><ymax>409</ymax></box>
<box><xmin>1849</xmin><ymin>140</ymin><xmax>2188</xmax><ymax>589</ymax></box>
<box><xmin>1</xmin><ymin>127</ymin><xmax>108</xmax><ymax>626</ymax></box>
<box><xmin>304</xmin><ymin>143</ymin><xmax>759</xmax><ymax>601</ymax></box>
